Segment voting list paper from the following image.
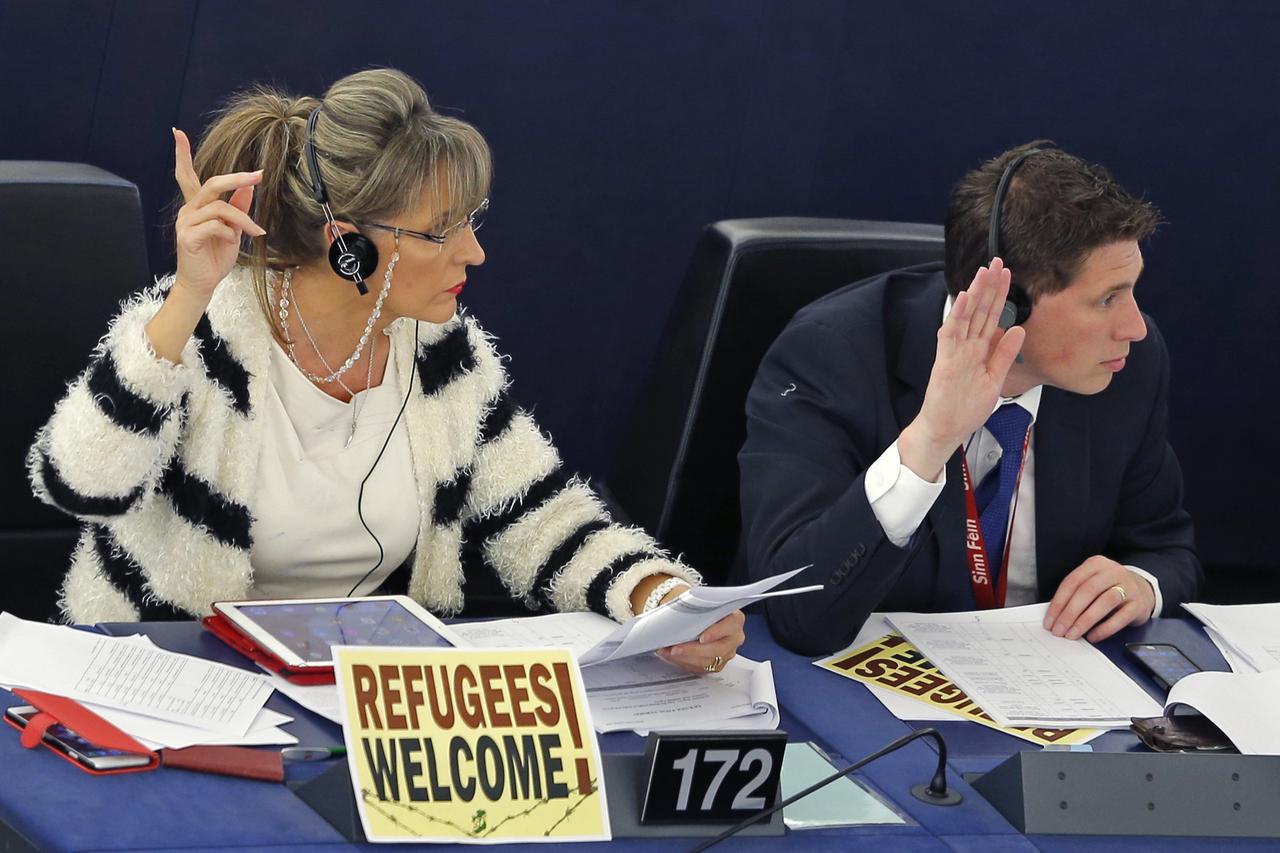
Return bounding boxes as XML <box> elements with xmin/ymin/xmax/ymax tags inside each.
<box><xmin>0</xmin><ymin>612</ymin><xmax>272</xmax><ymax>736</ymax></box>
<box><xmin>77</xmin><ymin>634</ymin><xmax>295</xmax><ymax>748</ymax></box>
<box><xmin>887</xmin><ymin>604</ymin><xmax>1162</xmax><ymax>729</ymax></box>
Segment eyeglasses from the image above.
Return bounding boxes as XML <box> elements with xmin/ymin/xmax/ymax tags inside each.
<box><xmin>362</xmin><ymin>198</ymin><xmax>489</xmax><ymax>246</ymax></box>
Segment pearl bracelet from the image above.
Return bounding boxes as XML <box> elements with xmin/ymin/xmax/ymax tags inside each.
<box><xmin>642</xmin><ymin>577</ymin><xmax>688</xmax><ymax>614</ymax></box>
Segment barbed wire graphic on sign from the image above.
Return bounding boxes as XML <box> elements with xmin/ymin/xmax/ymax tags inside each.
<box><xmin>360</xmin><ymin>779</ymin><xmax>601</xmax><ymax>838</ymax></box>
<box><xmin>360</xmin><ymin>789</ymin><xmax>474</xmax><ymax>837</ymax></box>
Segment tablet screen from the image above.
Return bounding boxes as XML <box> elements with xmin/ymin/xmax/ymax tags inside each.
<box><xmin>232</xmin><ymin>599</ymin><xmax>454</xmax><ymax>664</ymax></box>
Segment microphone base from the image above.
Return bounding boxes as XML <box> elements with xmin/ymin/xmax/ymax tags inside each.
<box><xmin>910</xmin><ymin>782</ymin><xmax>963</xmax><ymax>806</ymax></box>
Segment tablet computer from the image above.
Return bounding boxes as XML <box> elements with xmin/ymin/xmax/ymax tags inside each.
<box><xmin>212</xmin><ymin>596</ymin><xmax>465</xmax><ymax>670</ymax></box>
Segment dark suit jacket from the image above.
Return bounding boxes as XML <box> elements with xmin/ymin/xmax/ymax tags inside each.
<box><xmin>737</xmin><ymin>264</ymin><xmax>1201</xmax><ymax>655</ymax></box>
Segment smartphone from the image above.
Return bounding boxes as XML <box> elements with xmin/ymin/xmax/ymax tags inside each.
<box><xmin>5</xmin><ymin>705</ymin><xmax>151</xmax><ymax>771</ymax></box>
<box><xmin>1124</xmin><ymin>642</ymin><xmax>1202</xmax><ymax>691</ymax></box>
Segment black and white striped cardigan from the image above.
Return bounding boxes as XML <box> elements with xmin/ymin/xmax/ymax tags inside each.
<box><xmin>28</xmin><ymin>267</ymin><xmax>698</xmax><ymax>624</ymax></box>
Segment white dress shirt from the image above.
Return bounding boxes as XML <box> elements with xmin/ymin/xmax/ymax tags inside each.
<box><xmin>862</xmin><ymin>297</ymin><xmax>1162</xmax><ymax>614</ymax></box>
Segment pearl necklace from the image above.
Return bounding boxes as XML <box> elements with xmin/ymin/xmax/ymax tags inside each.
<box><xmin>276</xmin><ymin>250</ymin><xmax>398</xmax><ymax>385</ymax></box>
<box><xmin>274</xmin><ymin>251</ymin><xmax>398</xmax><ymax>446</ymax></box>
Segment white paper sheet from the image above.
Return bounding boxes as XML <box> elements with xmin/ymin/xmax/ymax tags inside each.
<box><xmin>1183</xmin><ymin>603</ymin><xmax>1280</xmax><ymax>674</ymax></box>
<box><xmin>1165</xmin><ymin>669</ymin><xmax>1280</xmax><ymax>755</ymax></box>
<box><xmin>0</xmin><ymin>613</ymin><xmax>273</xmax><ymax>736</ymax></box>
<box><xmin>452</xmin><ymin>617</ymin><xmax>780</xmax><ymax>734</ymax></box>
<box><xmin>261</xmin><ymin>668</ymin><xmax>344</xmax><ymax>725</ymax></box>
<box><xmin>841</xmin><ymin>614</ymin><xmax>957</xmax><ymax>722</ymax></box>
<box><xmin>887</xmin><ymin>605</ymin><xmax>1162</xmax><ymax>728</ymax></box>
<box><xmin>449</xmin><ymin>569</ymin><xmax>819</xmax><ymax>670</ymax></box>
<box><xmin>90</xmin><ymin>705</ymin><xmax>297</xmax><ymax>750</ymax></box>
<box><xmin>584</xmin><ymin>657</ymin><xmax>779</xmax><ymax>733</ymax></box>
<box><xmin>449</xmin><ymin>612</ymin><xmax>609</xmax><ymax>660</ymax></box>
<box><xmin>579</xmin><ymin>568</ymin><xmax>821</xmax><ymax>666</ymax></box>
<box><xmin>1201</xmin><ymin>624</ymin><xmax>1258</xmax><ymax>674</ymax></box>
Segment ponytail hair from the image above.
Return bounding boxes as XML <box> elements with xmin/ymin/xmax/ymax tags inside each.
<box><xmin>189</xmin><ymin>68</ymin><xmax>492</xmax><ymax>337</ymax></box>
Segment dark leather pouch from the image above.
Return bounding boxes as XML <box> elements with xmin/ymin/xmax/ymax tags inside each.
<box><xmin>1130</xmin><ymin>714</ymin><xmax>1237</xmax><ymax>753</ymax></box>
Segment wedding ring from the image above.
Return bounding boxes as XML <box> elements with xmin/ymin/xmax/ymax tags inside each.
<box><xmin>706</xmin><ymin>655</ymin><xmax>723</xmax><ymax>673</ymax></box>
<box><xmin>1111</xmin><ymin>584</ymin><xmax>1127</xmax><ymax>603</ymax></box>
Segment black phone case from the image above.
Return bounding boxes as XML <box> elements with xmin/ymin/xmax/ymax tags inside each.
<box><xmin>1124</xmin><ymin>643</ymin><xmax>1200</xmax><ymax>691</ymax></box>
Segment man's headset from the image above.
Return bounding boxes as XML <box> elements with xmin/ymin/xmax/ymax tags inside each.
<box><xmin>988</xmin><ymin>147</ymin><xmax>1049</xmax><ymax>329</ymax></box>
<box><xmin>304</xmin><ymin>106</ymin><xmax>377</xmax><ymax>295</ymax></box>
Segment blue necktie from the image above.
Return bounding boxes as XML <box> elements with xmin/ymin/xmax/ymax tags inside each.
<box><xmin>972</xmin><ymin>403</ymin><xmax>1033</xmax><ymax>579</ymax></box>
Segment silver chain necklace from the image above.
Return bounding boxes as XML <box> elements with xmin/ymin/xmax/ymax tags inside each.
<box><xmin>274</xmin><ymin>249</ymin><xmax>398</xmax><ymax>447</ymax></box>
<box><xmin>304</xmin><ymin>317</ymin><xmax>374</xmax><ymax>448</ymax></box>
<box><xmin>276</xmin><ymin>249</ymin><xmax>398</xmax><ymax>385</ymax></box>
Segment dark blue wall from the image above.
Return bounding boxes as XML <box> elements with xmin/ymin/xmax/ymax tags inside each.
<box><xmin>3</xmin><ymin>1</ymin><xmax>1276</xmax><ymax>577</ymax></box>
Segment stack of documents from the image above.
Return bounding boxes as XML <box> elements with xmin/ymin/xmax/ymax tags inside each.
<box><xmin>451</xmin><ymin>614</ymin><xmax>780</xmax><ymax>733</ymax></box>
<box><xmin>0</xmin><ymin>613</ymin><xmax>288</xmax><ymax>749</ymax></box>
<box><xmin>445</xmin><ymin>569</ymin><xmax>816</xmax><ymax>733</ymax></box>
<box><xmin>1183</xmin><ymin>602</ymin><xmax>1280</xmax><ymax>673</ymax></box>
<box><xmin>887</xmin><ymin>605</ymin><xmax>1162</xmax><ymax>728</ymax></box>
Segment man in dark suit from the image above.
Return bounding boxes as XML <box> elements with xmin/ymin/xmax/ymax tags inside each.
<box><xmin>738</xmin><ymin>142</ymin><xmax>1200</xmax><ymax>655</ymax></box>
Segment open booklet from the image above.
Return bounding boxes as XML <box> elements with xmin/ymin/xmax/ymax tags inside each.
<box><xmin>1162</xmin><ymin>669</ymin><xmax>1280</xmax><ymax>755</ymax></box>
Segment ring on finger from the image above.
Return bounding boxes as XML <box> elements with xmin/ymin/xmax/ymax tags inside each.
<box><xmin>1110</xmin><ymin>584</ymin><xmax>1126</xmax><ymax>604</ymax></box>
<box><xmin>705</xmin><ymin>655</ymin><xmax>723</xmax><ymax>674</ymax></box>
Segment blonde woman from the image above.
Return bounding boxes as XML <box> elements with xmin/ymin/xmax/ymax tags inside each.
<box><xmin>28</xmin><ymin>69</ymin><xmax>744</xmax><ymax>675</ymax></box>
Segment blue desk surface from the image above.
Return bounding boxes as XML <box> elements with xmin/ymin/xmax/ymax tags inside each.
<box><xmin>0</xmin><ymin>616</ymin><xmax>1270</xmax><ymax>852</ymax></box>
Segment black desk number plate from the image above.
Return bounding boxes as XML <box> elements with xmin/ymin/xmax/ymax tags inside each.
<box><xmin>639</xmin><ymin>730</ymin><xmax>787</xmax><ymax>824</ymax></box>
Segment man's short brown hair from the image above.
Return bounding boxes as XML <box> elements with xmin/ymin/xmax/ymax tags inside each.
<box><xmin>944</xmin><ymin>141</ymin><xmax>1163</xmax><ymax>299</ymax></box>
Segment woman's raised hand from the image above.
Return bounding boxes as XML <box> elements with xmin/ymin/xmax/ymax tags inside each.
<box><xmin>144</xmin><ymin>131</ymin><xmax>268</xmax><ymax>364</ymax></box>
<box><xmin>171</xmin><ymin>128</ymin><xmax>266</xmax><ymax>299</ymax></box>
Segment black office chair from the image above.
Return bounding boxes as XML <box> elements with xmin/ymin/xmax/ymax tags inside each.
<box><xmin>0</xmin><ymin>161</ymin><xmax>152</xmax><ymax>621</ymax></box>
<box><xmin>607</xmin><ymin>218</ymin><xmax>945</xmax><ymax>585</ymax></box>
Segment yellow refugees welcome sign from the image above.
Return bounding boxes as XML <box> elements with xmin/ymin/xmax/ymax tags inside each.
<box><xmin>332</xmin><ymin>646</ymin><xmax>610</xmax><ymax>844</ymax></box>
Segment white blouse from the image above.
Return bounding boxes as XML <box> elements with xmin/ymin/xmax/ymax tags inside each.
<box><xmin>248</xmin><ymin>333</ymin><xmax>419</xmax><ymax>599</ymax></box>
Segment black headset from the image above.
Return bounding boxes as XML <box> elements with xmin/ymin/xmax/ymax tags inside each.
<box><xmin>304</xmin><ymin>106</ymin><xmax>377</xmax><ymax>295</ymax></box>
<box><xmin>987</xmin><ymin>147</ymin><xmax>1047</xmax><ymax>329</ymax></box>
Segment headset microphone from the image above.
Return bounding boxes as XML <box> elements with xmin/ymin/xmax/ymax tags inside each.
<box><xmin>305</xmin><ymin>107</ymin><xmax>378</xmax><ymax>295</ymax></box>
<box><xmin>987</xmin><ymin>147</ymin><xmax>1047</xmax><ymax>329</ymax></box>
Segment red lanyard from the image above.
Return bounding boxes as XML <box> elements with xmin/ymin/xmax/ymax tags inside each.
<box><xmin>959</xmin><ymin>426</ymin><xmax>1031</xmax><ymax>609</ymax></box>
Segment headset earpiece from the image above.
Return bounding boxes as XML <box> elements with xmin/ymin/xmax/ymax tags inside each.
<box><xmin>998</xmin><ymin>282</ymin><xmax>1032</xmax><ymax>330</ymax></box>
<box><xmin>306</xmin><ymin>105</ymin><xmax>375</xmax><ymax>295</ymax></box>
<box><xmin>988</xmin><ymin>145</ymin><xmax>1056</xmax><ymax>329</ymax></box>
<box><xmin>327</xmin><ymin>229</ymin><xmax>378</xmax><ymax>294</ymax></box>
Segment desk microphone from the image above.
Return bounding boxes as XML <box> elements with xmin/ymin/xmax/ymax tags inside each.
<box><xmin>686</xmin><ymin>727</ymin><xmax>960</xmax><ymax>852</ymax></box>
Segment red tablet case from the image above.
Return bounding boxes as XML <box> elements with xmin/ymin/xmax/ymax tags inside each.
<box><xmin>201</xmin><ymin>612</ymin><xmax>336</xmax><ymax>685</ymax></box>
